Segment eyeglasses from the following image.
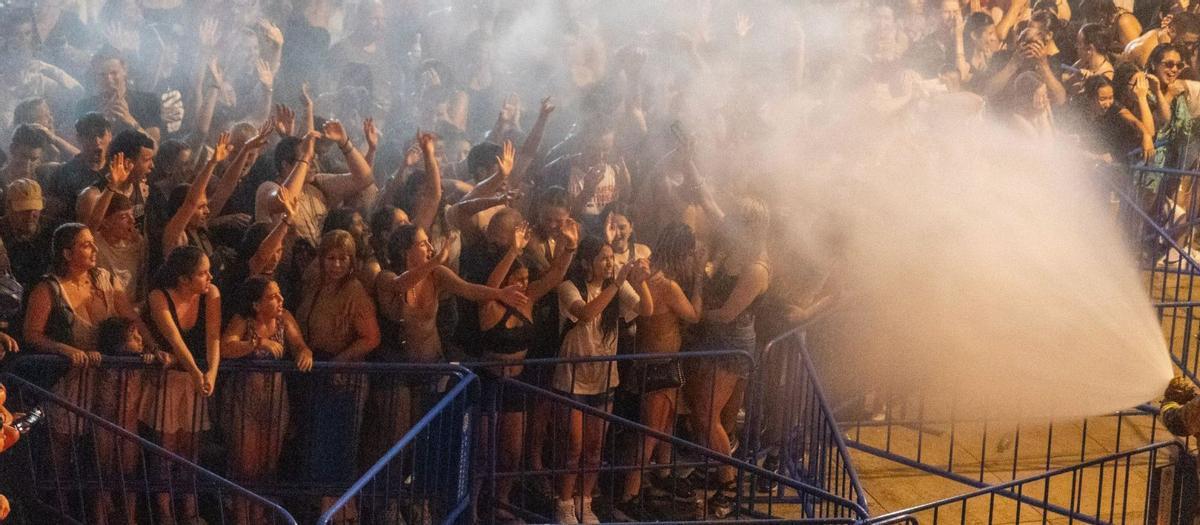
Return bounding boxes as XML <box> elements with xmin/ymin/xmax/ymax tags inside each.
<box><xmin>1161</xmin><ymin>60</ymin><xmax>1187</xmax><ymax>70</ymax></box>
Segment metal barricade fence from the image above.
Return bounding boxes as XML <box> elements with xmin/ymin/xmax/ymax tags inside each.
<box><xmin>1</xmin><ymin>354</ymin><xmax>470</xmax><ymax>524</ymax></box>
<box><xmin>318</xmin><ymin>370</ymin><xmax>476</xmax><ymax>525</ymax></box>
<box><xmin>477</xmin><ymin>375</ymin><xmax>869</xmax><ymax>524</ymax></box>
<box><xmin>0</xmin><ymin>372</ymin><xmax>299</xmax><ymax>525</ymax></box>
<box><xmin>748</xmin><ymin>328</ymin><xmax>869</xmax><ymax>513</ymax></box>
<box><xmin>463</xmin><ymin>350</ymin><xmax>771</xmax><ymax>523</ymax></box>
<box><xmin>864</xmin><ymin>440</ymin><xmax>1189</xmax><ymax>525</ymax></box>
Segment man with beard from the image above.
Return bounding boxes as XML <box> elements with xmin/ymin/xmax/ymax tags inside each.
<box><xmin>44</xmin><ymin>112</ymin><xmax>110</xmax><ymax>222</ymax></box>
<box><xmin>75</xmin><ymin>129</ymin><xmax>153</xmax><ymax>228</ymax></box>
<box><xmin>0</xmin><ymin>179</ymin><xmax>51</xmax><ymax>289</ymax></box>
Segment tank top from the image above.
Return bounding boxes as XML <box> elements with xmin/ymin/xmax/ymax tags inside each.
<box><xmin>146</xmin><ymin>288</ymin><xmax>209</xmax><ymax>368</ymax></box>
<box><xmin>698</xmin><ymin>261</ymin><xmax>767</xmax><ymax>352</ymax></box>
<box><xmin>241</xmin><ymin>318</ymin><xmax>286</xmax><ymax>359</ymax></box>
<box><xmin>480</xmin><ymin>307</ymin><xmax>534</xmax><ymax>355</ymax></box>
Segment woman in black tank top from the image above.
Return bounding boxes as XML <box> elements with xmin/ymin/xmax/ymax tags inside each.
<box><xmin>475</xmin><ymin>220</ymin><xmax>578</xmax><ymax>522</ymax></box>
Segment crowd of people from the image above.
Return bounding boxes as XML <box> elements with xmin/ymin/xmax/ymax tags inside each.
<box><xmin>0</xmin><ymin>0</ymin><xmax>1188</xmax><ymax>523</ymax></box>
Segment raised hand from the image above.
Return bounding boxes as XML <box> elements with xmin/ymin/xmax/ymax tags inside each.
<box><xmin>512</xmin><ymin>222</ymin><xmax>530</xmax><ymax>252</ymax></box>
<box><xmin>255</xmin><ymin>58</ymin><xmax>275</xmax><ymax>89</ymax></box>
<box><xmin>108</xmin><ymin>152</ymin><xmax>131</xmax><ymax>187</ymax></box>
<box><xmin>417</xmin><ymin>131</ymin><xmax>437</xmax><ymax>155</ymax></box>
<box><xmin>435</xmin><ymin>231</ymin><xmax>459</xmax><ymax>265</ymax></box>
<box><xmin>496</xmin><ymin>140</ymin><xmax>515</xmax><ymax>178</ymax></box>
<box><xmin>403</xmin><ymin>140</ymin><xmax>422</xmax><ymax>167</ymax></box>
<box><xmin>198</xmin><ymin>17</ymin><xmax>219</xmax><ymax>49</ymax></box>
<box><xmin>248</xmin><ymin>117</ymin><xmax>274</xmax><ymax>149</ymax></box>
<box><xmin>257</xmin><ymin>19</ymin><xmax>284</xmax><ymax>49</ymax></box>
<box><xmin>540</xmin><ymin>96</ymin><xmax>556</xmax><ymax>117</ymax></box>
<box><xmin>213</xmin><ymin>132</ymin><xmax>233</xmax><ymax>162</ymax></box>
<box><xmin>557</xmin><ymin>218</ymin><xmax>580</xmax><ymax>251</ymax></box>
<box><xmin>736</xmin><ymin>12</ymin><xmax>753</xmax><ymax>38</ymax></box>
<box><xmin>300</xmin><ymin>82</ymin><xmax>313</xmax><ymax>109</ymax></box>
<box><xmin>323</xmin><ymin>120</ymin><xmax>349</xmax><ymax>146</ymax></box>
<box><xmin>604</xmin><ymin>211</ymin><xmax>618</xmax><ymax>245</ymax></box>
<box><xmin>300</xmin><ymin>130</ymin><xmax>320</xmax><ymax>159</ymax></box>
<box><xmin>276</xmin><ymin>186</ymin><xmax>298</xmax><ymax>217</ymax></box>
<box><xmin>273</xmin><ymin>104</ymin><xmax>296</xmax><ymax>136</ymax></box>
<box><xmin>363</xmin><ymin>118</ymin><xmax>379</xmax><ymax>150</ymax></box>
<box><xmin>1132</xmin><ymin>71</ymin><xmax>1150</xmax><ymax>99</ymax></box>
<box><xmin>500</xmin><ymin>93</ymin><xmax>520</xmax><ymax>125</ymax></box>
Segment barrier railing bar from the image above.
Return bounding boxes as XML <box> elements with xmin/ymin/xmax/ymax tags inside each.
<box><xmin>316</xmin><ymin>372</ymin><xmax>476</xmax><ymax>524</ymax></box>
<box><xmin>0</xmin><ymin>372</ymin><xmax>300</xmax><ymax>525</ymax></box>
<box><xmin>864</xmin><ymin>440</ymin><xmax>1184</xmax><ymax>524</ymax></box>
<box><xmin>493</xmin><ymin>376</ymin><xmax>871</xmax><ymax>519</ymax></box>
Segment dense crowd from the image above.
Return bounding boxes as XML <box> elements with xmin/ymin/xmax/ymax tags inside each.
<box><xmin>0</xmin><ymin>0</ymin><xmax>1189</xmax><ymax>523</ymax></box>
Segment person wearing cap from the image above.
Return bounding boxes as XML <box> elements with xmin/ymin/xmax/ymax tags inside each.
<box><xmin>0</xmin><ymin>178</ymin><xmax>51</xmax><ymax>289</ymax></box>
<box><xmin>44</xmin><ymin>112</ymin><xmax>111</xmax><ymax>223</ymax></box>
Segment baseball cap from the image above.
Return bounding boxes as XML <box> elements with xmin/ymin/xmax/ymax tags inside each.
<box><xmin>7</xmin><ymin>178</ymin><xmax>44</xmax><ymax>213</ymax></box>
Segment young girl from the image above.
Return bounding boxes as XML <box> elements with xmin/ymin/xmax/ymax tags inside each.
<box><xmin>553</xmin><ymin>236</ymin><xmax>652</xmax><ymax>524</ymax></box>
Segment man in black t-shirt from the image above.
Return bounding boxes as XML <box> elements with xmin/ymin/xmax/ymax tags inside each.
<box><xmin>43</xmin><ymin>112</ymin><xmax>110</xmax><ymax>223</ymax></box>
<box><xmin>75</xmin><ymin>50</ymin><xmax>163</xmax><ymax>143</ymax></box>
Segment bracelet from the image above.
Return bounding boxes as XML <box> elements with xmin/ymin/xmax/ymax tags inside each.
<box><xmin>296</xmin><ymin>159</ymin><xmax>310</xmax><ymax>166</ymax></box>
<box><xmin>339</xmin><ymin>139</ymin><xmax>352</xmax><ymax>150</ymax></box>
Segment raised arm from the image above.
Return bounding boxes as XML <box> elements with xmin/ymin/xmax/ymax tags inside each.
<box><xmin>249</xmin><ymin>193</ymin><xmax>295</xmax><ymax>275</ymax></box>
<box><xmin>209</xmin><ymin>119</ymin><xmax>273</xmax><ymax>217</ymax></box>
<box><xmin>310</xmin><ymin>120</ymin><xmax>375</xmax><ymax>204</ymax></box>
<box><xmin>628</xmin><ymin>259</ymin><xmax>654</xmax><ymax>318</ymax></box>
<box><xmin>512</xmin><ymin>97</ymin><xmax>556</xmax><ymax>188</ymax></box>
<box><xmin>264</xmin><ymin>131</ymin><xmax>318</xmax><ymax>216</ymax></box>
<box><xmin>410</xmin><ymin>132</ymin><xmax>443</xmax><ymax>231</ymax></box>
<box><xmin>163</xmin><ymin>133</ymin><xmax>232</xmax><ymax>254</ymax></box>
<box><xmin>376</xmin><ymin>231</ymin><xmax>457</xmax><ymax>295</ymax></box>
<box><xmin>995</xmin><ymin>0</ymin><xmax>1027</xmax><ymax>43</ymax></box>
<box><xmin>84</xmin><ymin>152</ymin><xmax>130</xmax><ymax>232</ymax></box>
<box><xmin>480</xmin><ymin>227</ymin><xmax>525</xmax><ymax>330</ymax></box>
<box><xmin>363</xmin><ymin>118</ymin><xmax>379</xmax><ymax>167</ymax></box>
<box><xmin>526</xmin><ymin>218</ymin><xmax>579</xmax><ymax>301</ymax></box>
<box><xmin>299</xmin><ymin>82</ymin><xmax>315</xmax><ymax>136</ymax></box>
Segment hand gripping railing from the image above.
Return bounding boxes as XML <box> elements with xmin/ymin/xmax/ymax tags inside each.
<box><xmin>0</xmin><ymin>372</ymin><xmax>299</xmax><ymax>525</ymax></box>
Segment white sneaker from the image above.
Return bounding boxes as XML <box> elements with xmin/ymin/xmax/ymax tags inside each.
<box><xmin>579</xmin><ymin>497</ymin><xmax>600</xmax><ymax>524</ymax></box>
<box><xmin>556</xmin><ymin>499</ymin><xmax>579</xmax><ymax>524</ymax></box>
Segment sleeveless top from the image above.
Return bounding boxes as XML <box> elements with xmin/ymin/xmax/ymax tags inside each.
<box><xmin>480</xmin><ymin>307</ymin><xmax>534</xmax><ymax>356</ymax></box>
<box><xmin>145</xmin><ymin>288</ymin><xmax>209</xmax><ymax>368</ymax></box>
<box><xmin>41</xmin><ymin>269</ymin><xmax>118</xmax><ymax>351</ymax></box>
<box><xmin>697</xmin><ymin>261</ymin><xmax>767</xmax><ymax>353</ymax></box>
<box><xmin>240</xmin><ymin>318</ymin><xmax>285</xmax><ymax>359</ymax></box>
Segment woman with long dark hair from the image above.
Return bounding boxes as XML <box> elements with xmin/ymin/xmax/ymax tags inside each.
<box><xmin>553</xmin><ymin>235</ymin><xmax>652</xmax><ymax>524</ymax></box>
<box><xmin>24</xmin><ymin>222</ymin><xmax>160</xmax><ymax>524</ymax></box>
<box><xmin>614</xmin><ymin>223</ymin><xmax>704</xmax><ymax>520</ymax></box>
<box><xmin>221</xmin><ymin>275</ymin><xmax>313</xmax><ymax>525</ymax></box>
<box><xmin>142</xmin><ymin>244</ymin><xmax>222</xmax><ymax>524</ymax></box>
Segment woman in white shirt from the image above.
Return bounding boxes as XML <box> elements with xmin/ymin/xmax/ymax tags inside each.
<box><xmin>553</xmin><ymin>235</ymin><xmax>652</xmax><ymax>524</ymax></box>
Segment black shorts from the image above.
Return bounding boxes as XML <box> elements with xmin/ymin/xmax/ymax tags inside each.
<box><xmin>556</xmin><ymin>388</ymin><xmax>615</xmax><ymax>409</ymax></box>
<box><xmin>479</xmin><ymin>373</ymin><xmax>530</xmax><ymax>413</ymax></box>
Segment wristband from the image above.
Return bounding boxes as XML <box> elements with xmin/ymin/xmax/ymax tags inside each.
<box><xmin>339</xmin><ymin>140</ymin><xmax>352</xmax><ymax>151</ymax></box>
<box><xmin>296</xmin><ymin>159</ymin><xmax>310</xmax><ymax>166</ymax></box>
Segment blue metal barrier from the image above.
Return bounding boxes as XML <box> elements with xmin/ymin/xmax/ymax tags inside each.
<box><xmin>0</xmin><ymin>372</ymin><xmax>299</xmax><ymax>525</ymax></box>
<box><xmin>865</xmin><ymin>440</ymin><xmax>1188</xmax><ymax>525</ymax></box>
<box><xmin>318</xmin><ymin>367</ymin><xmax>476</xmax><ymax>525</ymax></box>
<box><xmin>2</xmin><ymin>354</ymin><xmax>472</xmax><ymax>523</ymax></box>
<box><xmin>749</xmin><ymin>328</ymin><xmax>869</xmax><ymax>514</ymax></box>
<box><xmin>482</xmin><ymin>376</ymin><xmax>870</xmax><ymax>523</ymax></box>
